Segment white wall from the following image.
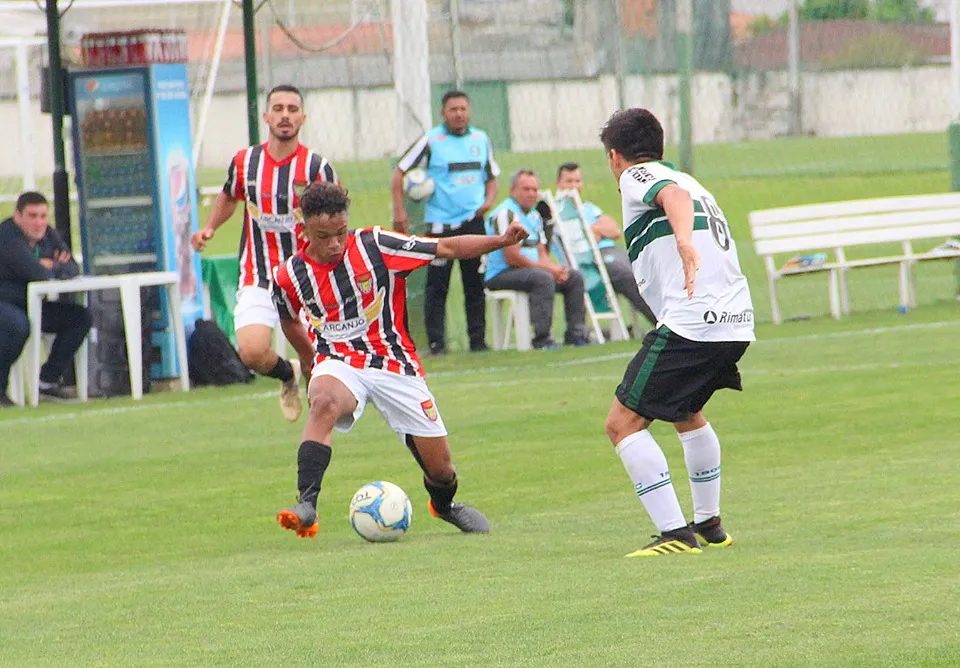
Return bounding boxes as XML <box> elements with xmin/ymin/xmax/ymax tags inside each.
<box><xmin>801</xmin><ymin>67</ymin><xmax>953</xmax><ymax>136</ymax></box>
<box><xmin>0</xmin><ymin>99</ymin><xmax>55</xmax><ymax>189</ymax></box>
<box><xmin>196</xmin><ymin>87</ymin><xmax>400</xmax><ymax>171</ymax></box>
<box><xmin>1</xmin><ymin>66</ymin><xmax>954</xmax><ymax>183</ymax></box>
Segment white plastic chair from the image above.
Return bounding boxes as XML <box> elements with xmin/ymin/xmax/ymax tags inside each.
<box><xmin>486</xmin><ymin>290</ymin><xmax>532</xmax><ymax>351</ymax></box>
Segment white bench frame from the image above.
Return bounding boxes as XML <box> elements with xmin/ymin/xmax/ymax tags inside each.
<box><xmin>749</xmin><ymin>193</ymin><xmax>960</xmax><ymax>324</ymax></box>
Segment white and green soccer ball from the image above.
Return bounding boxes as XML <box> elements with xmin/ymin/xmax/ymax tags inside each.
<box><xmin>402</xmin><ymin>168</ymin><xmax>435</xmax><ymax>202</ymax></box>
<box><xmin>348</xmin><ymin>481</ymin><xmax>413</xmax><ymax>543</ymax></box>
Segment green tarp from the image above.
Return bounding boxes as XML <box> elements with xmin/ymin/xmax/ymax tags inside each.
<box><xmin>200</xmin><ymin>255</ymin><xmax>239</xmax><ymax>344</ymax></box>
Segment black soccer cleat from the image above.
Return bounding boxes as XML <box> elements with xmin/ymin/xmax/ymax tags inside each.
<box><xmin>690</xmin><ymin>515</ymin><xmax>734</xmax><ymax>548</ymax></box>
<box><xmin>428</xmin><ymin>500</ymin><xmax>490</xmax><ymax>533</ymax></box>
<box><xmin>625</xmin><ymin>526</ymin><xmax>702</xmax><ymax>557</ymax></box>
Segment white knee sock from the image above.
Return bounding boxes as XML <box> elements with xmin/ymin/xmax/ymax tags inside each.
<box><xmin>679</xmin><ymin>423</ymin><xmax>722</xmax><ymax>524</ymax></box>
<box><xmin>615</xmin><ymin>431</ymin><xmax>686</xmax><ymax>533</ymax></box>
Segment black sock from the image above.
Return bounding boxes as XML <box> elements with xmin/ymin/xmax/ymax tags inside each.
<box><xmin>424</xmin><ymin>474</ymin><xmax>458</xmax><ymax>514</ymax></box>
<box><xmin>264</xmin><ymin>357</ymin><xmax>294</xmax><ymax>382</ymax></box>
<box><xmin>297</xmin><ymin>440</ymin><xmax>332</xmax><ymax>507</ymax></box>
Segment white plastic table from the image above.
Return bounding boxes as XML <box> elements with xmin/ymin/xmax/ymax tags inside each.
<box><xmin>24</xmin><ymin>271</ymin><xmax>190</xmax><ymax>407</ymax></box>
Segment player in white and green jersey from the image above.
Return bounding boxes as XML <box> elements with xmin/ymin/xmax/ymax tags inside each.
<box><xmin>599</xmin><ymin>108</ymin><xmax>755</xmax><ymax>558</ymax></box>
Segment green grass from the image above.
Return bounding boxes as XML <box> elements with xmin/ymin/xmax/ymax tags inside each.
<box><xmin>2</xmin><ymin>304</ymin><xmax>960</xmax><ymax>666</ymax></box>
<box><xmin>3</xmin><ymin>133</ymin><xmax>959</xmax><ymax>665</ymax></box>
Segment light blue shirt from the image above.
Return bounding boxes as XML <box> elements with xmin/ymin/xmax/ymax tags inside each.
<box><xmin>582</xmin><ymin>200</ymin><xmax>616</xmax><ymax>249</ymax></box>
<box><xmin>484</xmin><ymin>198</ymin><xmax>545</xmax><ymax>281</ymax></box>
<box><xmin>397</xmin><ymin>125</ymin><xmax>500</xmax><ymax>227</ymax></box>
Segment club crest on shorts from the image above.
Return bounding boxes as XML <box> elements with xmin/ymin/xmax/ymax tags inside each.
<box><xmin>420</xmin><ymin>399</ymin><xmax>438</xmax><ymax>422</ymax></box>
<box><xmin>293</xmin><ymin>180</ymin><xmax>308</xmax><ymax>198</ymax></box>
<box><xmin>355</xmin><ymin>272</ymin><xmax>373</xmax><ymax>294</ymax></box>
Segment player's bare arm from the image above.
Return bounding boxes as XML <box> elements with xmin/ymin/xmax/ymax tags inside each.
<box><xmin>389</xmin><ymin>167</ymin><xmax>410</xmax><ymax>233</ymax></box>
<box><xmin>279</xmin><ymin>316</ymin><xmax>315</xmax><ymax>375</ymax></box>
<box><xmin>435</xmin><ymin>220</ymin><xmax>528</xmax><ymax>259</ymax></box>
<box><xmin>656</xmin><ymin>183</ymin><xmax>701</xmax><ymax>299</ymax></box>
<box><xmin>191</xmin><ymin>191</ymin><xmax>239</xmax><ymax>251</ymax></box>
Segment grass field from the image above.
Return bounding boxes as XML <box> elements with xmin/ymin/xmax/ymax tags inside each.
<box><xmin>2</xmin><ymin>304</ymin><xmax>960</xmax><ymax>667</ymax></box>
<box><xmin>2</xmin><ymin>132</ymin><xmax>960</xmax><ymax>666</ymax></box>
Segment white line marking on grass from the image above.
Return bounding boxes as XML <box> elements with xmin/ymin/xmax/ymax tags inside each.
<box><xmin>1</xmin><ymin>391</ymin><xmax>275</xmax><ymax>426</ymax></box>
<box><xmin>444</xmin><ymin>359</ymin><xmax>960</xmax><ymax>390</ymax></box>
<box><xmin>548</xmin><ymin>319</ymin><xmax>960</xmax><ymax>368</ymax></box>
<box><xmin>4</xmin><ymin>320</ymin><xmax>957</xmax><ymax>427</ymax></box>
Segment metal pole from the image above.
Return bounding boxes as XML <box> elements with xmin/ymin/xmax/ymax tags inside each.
<box><xmin>242</xmin><ymin>0</ymin><xmax>260</xmax><ymax>145</ymax></box>
<box><xmin>677</xmin><ymin>0</ymin><xmax>694</xmax><ymax>174</ymax></box>
<box><xmin>950</xmin><ymin>0</ymin><xmax>960</xmax><ymax>190</ymax></box>
<box><xmin>15</xmin><ymin>41</ymin><xmax>36</xmax><ymax>191</ymax></box>
<box><xmin>450</xmin><ymin>0</ymin><xmax>465</xmax><ymax>89</ymax></box>
<box><xmin>952</xmin><ymin>0</ymin><xmax>960</xmax><ymax>119</ymax></box>
<box><xmin>392</xmin><ymin>0</ymin><xmax>432</xmax><ymax>154</ymax></box>
<box><xmin>260</xmin><ymin>0</ymin><xmax>273</xmax><ymax>93</ymax></box>
<box><xmin>788</xmin><ymin>0</ymin><xmax>801</xmax><ymax>135</ymax></box>
<box><xmin>193</xmin><ymin>0</ymin><xmax>232</xmax><ymax>169</ymax></box>
<box><xmin>45</xmin><ymin>0</ymin><xmax>71</xmax><ymax>245</ymax></box>
<box><xmin>612</xmin><ymin>0</ymin><xmax>627</xmax><ymax>109</ymax></box>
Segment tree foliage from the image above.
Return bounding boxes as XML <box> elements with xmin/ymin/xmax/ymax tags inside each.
<box><xmin>799</xmin><ymin>0</ymin><xmax>936</xmax><ymax>23</ymax></box>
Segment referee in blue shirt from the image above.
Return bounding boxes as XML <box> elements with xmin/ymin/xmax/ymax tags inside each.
<box><xmin>391</xmin><ymin>90</ymin><xmax>500</xmax><ymax>354</ymax></box>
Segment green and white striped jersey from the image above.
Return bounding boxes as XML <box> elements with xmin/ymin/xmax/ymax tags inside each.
<box><xmin>619</xmin><ymin>160</ymin><xmax>755</xmax><ymax>342</ymax></box>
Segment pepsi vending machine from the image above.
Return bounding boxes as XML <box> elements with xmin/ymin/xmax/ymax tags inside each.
<box><xmin>70</xmin><ymin>46</ymin><xmax>203</xmax><ymax>387</ymax></box>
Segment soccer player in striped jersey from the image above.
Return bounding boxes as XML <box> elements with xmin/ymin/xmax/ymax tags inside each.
<box><xmin>272</xmin><ymin>182</ymin><xmax>529</xmax><ymax>538</ymax></box>
<box><xmin>599</xmin><ymin>108</ymin><xmax>755</xmax><ymax>557</ymax></box>
<box><xmin>190</xmin><ymin>84</ymin><xmax>338</xmax><ymax>423</ymax></box>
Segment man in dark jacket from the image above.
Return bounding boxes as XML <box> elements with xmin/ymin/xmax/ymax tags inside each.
<box><xmin>0</xmin><ymin>192</ymin><xmax>91</xmax><ymax>406</ymax></box>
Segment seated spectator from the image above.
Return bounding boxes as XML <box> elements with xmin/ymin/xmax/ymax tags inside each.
<box><xmin>484</xmin><ymin>169</ymin><xmax>589</xmax><ymax>350</ymax></box>
<box><xmin>555</xmin><ymin>162</ymin><xmax>657</xmax><ymax>327</ymax></box>
<box><xmin>0</xmin><ymin>192</ymin><xmax>91</xmax><ymax>405</ymax></box>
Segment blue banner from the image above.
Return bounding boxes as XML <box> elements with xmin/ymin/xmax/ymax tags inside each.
<box><xmin>150</xmin><ymin>63</ymin><xmax>204</xmax><ymax>340</ymax></box>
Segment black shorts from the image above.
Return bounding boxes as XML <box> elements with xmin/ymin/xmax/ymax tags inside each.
<box><xmin>615</xmin><ymin>326</ymin><xmax>749</xmax><ymax>423</ymax></box>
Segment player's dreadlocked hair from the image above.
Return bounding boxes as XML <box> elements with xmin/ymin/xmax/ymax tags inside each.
<box><xmin>300</xmin><ymin>182</ymin><xmax>350</xmax><ymax>219</ymax></box>
<box><xmin>599</xmin><ymin>108</ymin><xmax>664</xmax><ymax>163</ymax></box>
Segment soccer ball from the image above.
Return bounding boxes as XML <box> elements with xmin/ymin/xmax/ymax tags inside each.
<box><xmin>349</xmin><ymin>481</ymin><xmax>413</xmax><ymax>543</ymax></box>
<box><xmin>402</xmin><ymin>168</ymin><xmax>435</xmax><ymax>202</ymax></box>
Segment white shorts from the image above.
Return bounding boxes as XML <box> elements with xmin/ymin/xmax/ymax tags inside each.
<box><xmin>233</xmin><ymin>286</ymin><xmax>279</xmax><ymax>331</ymax></box>
<box><xmin>310</xmin><ymin>359</ymin><xmax>448</xmax><ymax>439</ymax></box>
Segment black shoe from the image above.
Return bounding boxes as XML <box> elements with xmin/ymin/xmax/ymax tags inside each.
<box><xmin>428</xmin><ymin>500</ymin><xmax>490</xmax><ymax>533</ymax></box>
<box><xmin>625</xmin><ymin>526</ymin><xmax>702</xmax><ymax>557</ymax></box>
<box><xmin>0</xmin><ymin>395</ymin><xmax>15</xmax><ymax>408</ymax></box>
<box><xmin>690</xmin><ymin>516</ymin><xmax>734</xmax><ymax>548</ymax></box>
<box><xmin>428</xmin><ymin>342</ymin><xmax>446</xmax><ymax>356</ymax></box>
<box><xmin>469</xmin><ymin>342</ymin><xmax>490</xmax><ymax>352</ymax></box>
<box><xmin>38</xmin><ymin>383</ymin><xmax>71</xmax><ymax>400</ymax></box>
<box><xmin>564</xmin><ymin>336</ymin><xmax>591</xmax><ymax>347</ymax></box>
<box><xmin>532</xmin><ymin>336</ymin><xmax>561</xmax><ymax>350</ymax></box>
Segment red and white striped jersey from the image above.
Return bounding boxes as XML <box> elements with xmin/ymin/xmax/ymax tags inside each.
<box><xmin>272</xmin><ymin>227</ymin><xmax>439</xmax><ymax>378</ymax></box>
<box><xmin>224</xmin><ymin>143</ymin><xmax>338</xmax><ymax>289</ymax></box>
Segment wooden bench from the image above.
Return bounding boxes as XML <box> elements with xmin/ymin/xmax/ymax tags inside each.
<box><xmin>749</xmin><ymin>193</ymin><xmax>960</xmax><ymax>324</ymax></box>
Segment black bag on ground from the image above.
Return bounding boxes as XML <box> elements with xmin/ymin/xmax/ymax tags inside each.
<box><xmin>188</xmin><ymin>319</ymin><xmax>254</xmax><ymax>386</ymax></box>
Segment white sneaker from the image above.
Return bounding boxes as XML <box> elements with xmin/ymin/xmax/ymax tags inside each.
<box><xmin>279</xmin><ymin>359</ymin><xmax>302</xmax><ymax>422</ymax></box>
